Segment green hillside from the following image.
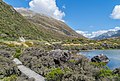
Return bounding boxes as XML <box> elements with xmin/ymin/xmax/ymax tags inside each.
<box><xmin>0</xmin><ymin>0</ymin><xmax>85</xmax><ymax>41</ymax></box>
<box><xmin>0</xmin><ymin>0</ymin><xmax>42</xmax><ymax>40</ymax></box>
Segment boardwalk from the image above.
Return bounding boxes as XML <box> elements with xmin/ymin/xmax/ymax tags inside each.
<box><xmin>13</xmin><ymin>58</ymin><xmax>45</xmax><ymax>81</ymax></box>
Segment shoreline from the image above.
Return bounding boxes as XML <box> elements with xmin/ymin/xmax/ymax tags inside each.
<box><xmin>79</xmin><ymin>50</ymin><xmax>120</xmax><ymax>70</ymax></box>
<box><xmin>79</xmin><ymin>49</ymin><xmax>120</xmax><ymax>52</ymax></box>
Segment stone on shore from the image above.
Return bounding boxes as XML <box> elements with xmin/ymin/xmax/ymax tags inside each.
<box><xmin>91</xmin><ymin>54</ymin><xmax>110</xmax><ymax>63</ymax></box>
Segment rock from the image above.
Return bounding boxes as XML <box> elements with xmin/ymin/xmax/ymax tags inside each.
<box><xmin>0</xmin><ymin>51</ymin><xmax>12</xmax><ymax>59</ymax></box>
<box><xmin>91</xmin><ymin>54</ymin><xmax>110</xmax><ymax>63</ymax></box>
<box><xmin>113</xmin><ymin>68</ymin><xmax>120</xmax><ymax>75</ymax></box>
<box><xmin>28</xmin><ymin>77</ymin><xmax>35</xmax><ymax>81</ymax></box>
<box><xmin>0</xmin><ymin>33</ymin><xmax>8</xmax><ymax>38</ymax></box>
<box><xmin>13</xmin><ymin>58</ymin><xmax>23</xmax><ymax>65</ymax></box>
<box><xmin>49</xmin><ymin>49</ymin><xmax>71</xmax><ymax>64</ymax></box>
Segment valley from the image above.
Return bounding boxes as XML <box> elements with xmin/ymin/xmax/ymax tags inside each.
<box><xmin>0</xmin><ymin>0</ymin><xmax>120</xmax><ymax>81</ymax></box>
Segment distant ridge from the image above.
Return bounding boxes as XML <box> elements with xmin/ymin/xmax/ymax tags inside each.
<box><xmin>92</xmin><ymin>30</ymin><xmax>120</xmax><ymax>40</ymax></box>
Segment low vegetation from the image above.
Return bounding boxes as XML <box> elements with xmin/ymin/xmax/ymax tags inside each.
<box><xmin>45</xmin><ymin>68</ymin><xmax>64</xmax><ymax>81</ymax></box>
<box><xmin>62</xmin><ymin>37</ymin><xmax>120</xmax><ymax>51</ymax></box>
<box><xmin>1</xmin><ymin>75</ymin><xmax>17</xmax><ymax>81</ymax></box>
<box><xmin>13</xmin><ymin>47</ymin><xmax>22</xmax><ymax>58</ymax></box>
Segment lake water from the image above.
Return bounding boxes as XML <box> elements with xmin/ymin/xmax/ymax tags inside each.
<box><xmin>80</xmin><ymin>50</ymin><xmax>120</xmax><ymax>70</ymax></box>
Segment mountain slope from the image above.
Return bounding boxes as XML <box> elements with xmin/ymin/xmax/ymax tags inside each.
<box><xmin>112</xmin><ymin>30</ymin><xmax>120</xmax><ymax>37</ymax></box>
<box><xmin>0</xmin><ymin>0</ymin><xmax>44</xmax><ymax>40</ymax></box>
<box><xmin>15</xmin><ymin>8</ymin><xmax>85</xmax><ymax>39</ymax></box>
<box><xmin>93</xmin><ymin>30</ymin><xmax>120</xmax><ymax>40</ymax></box>
<box><xmin>0</xmin><ymin>0</ymin><xmax>85</xmax><ymax>41</ymax></box>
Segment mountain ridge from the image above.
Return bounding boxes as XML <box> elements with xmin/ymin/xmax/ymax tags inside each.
<box><xmin>92</xmin><ymin>29</ymin><xmax>120</xmax><ymax>40</ymax></box>
<box><xmin>0</xmin><ymin>0</ymin><xmax>85</xmax><ymax>41</ymax></box>
<box><xmin>15</xmin><ymin>8</ymin><xmax>84</xmax><ymax>39</ymax></box>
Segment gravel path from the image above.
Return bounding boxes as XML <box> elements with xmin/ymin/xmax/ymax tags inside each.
<box><xmin>13</xmin><ymin>58</ymin><xmax>45</xmax><ymax>81</ymax></box>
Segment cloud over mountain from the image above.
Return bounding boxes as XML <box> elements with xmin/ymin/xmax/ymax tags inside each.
<box><xmin>76</xmin><ymin>27</ymin><xmax>120</xmax><ymax>38</ymax></box>
<box><xmin>29</xmin><ymin>0</ymin><xmax>65</xmax><ymax>21</ymax></box>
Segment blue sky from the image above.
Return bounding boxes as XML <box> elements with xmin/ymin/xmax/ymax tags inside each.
<box><xmin>4</xmin><ymin>0</ymin><xmax>120</xmax><ymax>38</ymax></box>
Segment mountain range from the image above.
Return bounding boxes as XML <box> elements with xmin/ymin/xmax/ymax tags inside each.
<box><xmin>92</xmin><ymin>30</ymin><xmax>120</xmax><ymax>40</ymax></box>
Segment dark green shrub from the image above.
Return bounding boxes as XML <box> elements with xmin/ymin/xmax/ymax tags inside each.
<box><xmin>97</xmin><ymin>66</ymin><xmax>120</xmax><ymax>79</ymax></box>
<box><xmin>90</xmin><ymin>62</ymin><xmax>106</xmax><ymax>68</ymax></box>
<box><xmin>99</xmin><ymin>67</ymin><xmax>112</xmax><ymax>77</ymax></box>
<box><xmin>45</xmin><ymin>68</ymin><xmax>64</xmax><ymax>81</ymax></box>
<box><xmin>1</xmin><ymin>75</ymin><xmax>17</xmax><ymax>81</ymax></box>
<box><xmin>69</xmin><ymin>59</ymin><xmax>76</xmax><ymax>63</ymax></box>
<box><xmin>13</xmin><ymin>48</ymin><xmax>22</xmax><ymax>58</ymax></box>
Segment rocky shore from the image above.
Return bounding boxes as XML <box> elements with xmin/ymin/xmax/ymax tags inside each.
<box><xmin>0</xmin><ymin>44</ymin><xmax>120</xmax><ymax>81</ymax></box>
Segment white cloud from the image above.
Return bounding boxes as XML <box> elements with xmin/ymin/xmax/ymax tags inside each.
<box><xmin>76</xmin><ymin>31</ymin><xmax>92</xmax><ymax>38</ymax></box>
<box><xmin>111</xmin><ymin>5</ymin><xmax>120</xmax><ymax>19</ymax></box>
<box><xmin>90</xmin><ymin>30</ymin><xmax>108</xmax><ymax>38</ymax></box>
<box><xmin>29</xmin><ymin>0</ymin><xmax>65</xmax><ymax>21</ymax></box>
<box><xmin>109</xmin><ymin>27</ymin><xmax>120</xmax><ymax>31</ymax></box>
<box><xmin>76</xmin><ymin>27</ymin><xmax>120</xmax><ymax>38</ymax></box>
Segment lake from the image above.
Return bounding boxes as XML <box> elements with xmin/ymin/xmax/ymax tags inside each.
<box><xmin>80</xmin><ymin>50</ymin><xmax>120</xmax><ymax>70</ymax></box>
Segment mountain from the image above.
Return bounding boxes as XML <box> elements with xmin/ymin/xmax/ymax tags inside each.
<box><xmin>0</xmin><ymin>0</ymin><xmax>85</xmax><ymax>41</ymax></box>
<box><xmin>112</xmin><ymin>30</ymin><xmax>120</xmax><ymax>37</ymax></box>
<box><xmin>15</xmin><ymin>8</ymin><xmax>85</xmax><ymax>40</ymax></box>
<box><xmin>0</xmin><ymin>0</ymin><xmax>43</xmax><ymax>40</ymax></box>
<box><xmin>92</xmin><ymin>30</ymin><xmax>120</xmax><ymax>40</ymax></box>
